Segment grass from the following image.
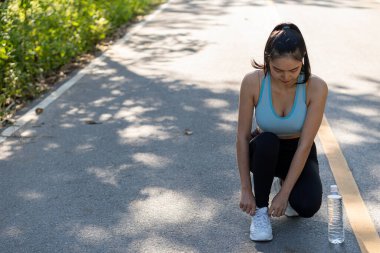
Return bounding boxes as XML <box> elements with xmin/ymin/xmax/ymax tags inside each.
<box><xmin>0</xmin><ymin>0</ymin><xmax>165</xmax><ymax>124</ymax></box>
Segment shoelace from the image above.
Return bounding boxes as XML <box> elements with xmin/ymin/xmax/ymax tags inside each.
<box><xmin>254</xmin><ymin>211</ymin><xmax>269</xmax><ymax>228</ymax></box>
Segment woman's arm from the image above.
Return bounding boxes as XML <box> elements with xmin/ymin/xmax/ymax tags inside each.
<box><xmin>236</xmin><ymin>71</ymin><xmax>260</xmax><ymax>216</ymax></box>
<box><xmin>269</xmin><ymin>76</ymin><xmax>328</xmax><ymax>217</ymax></box>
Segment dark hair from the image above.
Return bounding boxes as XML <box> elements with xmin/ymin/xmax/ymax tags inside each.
<box><xmin>252</xmin><ymin>22</ymin><xmax>311</xmax><ymax>84</ymax></box>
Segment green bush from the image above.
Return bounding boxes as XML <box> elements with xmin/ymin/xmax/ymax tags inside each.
<box><xmin>0</xmin><ymin>0</ymin><xmax>164</xmax><ymax>119</ymax></box>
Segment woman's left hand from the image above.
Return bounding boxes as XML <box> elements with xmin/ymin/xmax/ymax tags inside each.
<box><xmin>269</xmin><ymin>192</ymin><xmax>289</xmax><ymax>217</ymax></box>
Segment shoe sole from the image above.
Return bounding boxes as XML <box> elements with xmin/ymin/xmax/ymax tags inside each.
<box><xmin>285</xmin><ymin>211</ymin><xmax>299</xmax><ymax>217</ymax></box>
<box><xmin>249</xmin><ymin>233</ymin><xmax>273</xmax><ymax>242</ymax></box>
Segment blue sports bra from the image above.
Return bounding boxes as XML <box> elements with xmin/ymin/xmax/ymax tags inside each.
<box><xmin>255</xmin><ymin>73</ymin><xmax>307</xmax><ymax>137</ymax></box>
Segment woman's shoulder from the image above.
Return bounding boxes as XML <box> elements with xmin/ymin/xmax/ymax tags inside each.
<box><xmin>240</xmin><ymin>70</ymin><xmax>264</xmax><ymax>105</ymax></box>
<box><xmin>307</xmin><ymin>74</ymin><xmax>328</xmax><ymax>99</ymax></box>
<box><xmin>241</xmin><ymin>70</ymin><xmax>264</xmax><ymax>90</ymax></box>
<box><xmin>308</xmin><ymin>74</ymin><xmax>327</xmax><ymax>88</ymax></box>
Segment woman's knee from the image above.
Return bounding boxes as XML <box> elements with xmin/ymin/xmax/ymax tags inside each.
<box><xmin>290</xmin><ymin>160</ymin><xmax>322</xmax><ymax>217</ymax></box>
<box><xmin>291</xmin><ymin>193</ymin><xmax>322</xmax><ymax>218</ymax></box>
<box><xmin>292</xmin><ymin>200</ymin><xmax>322</xmax><ymax>218</ymax></box>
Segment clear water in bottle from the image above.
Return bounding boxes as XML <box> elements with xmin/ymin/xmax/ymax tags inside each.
<box><xmin>328</xmin><ymin>185</ymin><xmax>344</xmax><ymax>244</ymax></box>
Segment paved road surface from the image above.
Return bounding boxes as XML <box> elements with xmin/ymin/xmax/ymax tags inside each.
<box><xmin>1</xmin><ymin>0</ymin><xmax>379</xmax><ymax>252</ymax></box>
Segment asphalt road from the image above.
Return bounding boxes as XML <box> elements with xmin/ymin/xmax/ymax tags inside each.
<box><xmin>1</xmin><ymin>0</ymin><xmax>379</xmax><ymax>252</ymax></box>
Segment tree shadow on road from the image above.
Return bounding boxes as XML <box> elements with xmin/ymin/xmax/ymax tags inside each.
<box><xmin>0</xmin><ymin>51</ymin><xmax>246</xmax><ymax>252</ymax></box>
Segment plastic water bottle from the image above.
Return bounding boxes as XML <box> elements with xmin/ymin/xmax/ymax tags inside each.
<box><xmin>328</xmin><ymin>185</ymin><xmax>345</xmax><ymax>244</ymax></box>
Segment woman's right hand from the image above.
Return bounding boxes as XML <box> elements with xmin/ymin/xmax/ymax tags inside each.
<box><xmin>240</xmin><ymin>189</ymin><xmax>256</xmax><ymax>216</ymax></box>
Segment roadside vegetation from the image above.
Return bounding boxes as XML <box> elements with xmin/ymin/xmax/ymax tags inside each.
<box><xmin>0</xmin><ymin>0</ymin><xmax>164</xmax><ymax>123</ymax></box>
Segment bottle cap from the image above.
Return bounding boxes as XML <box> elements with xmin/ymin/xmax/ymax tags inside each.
<box><xmin>330</xmin><ymin>185</ymin><xmax>338</xmax><ymax>193</ymax></box>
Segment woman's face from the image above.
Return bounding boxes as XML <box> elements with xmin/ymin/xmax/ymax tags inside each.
<box><xmin>269</xmin><ymin>56</ymin><xmax>303</xmax><ymax>86</ymax></box>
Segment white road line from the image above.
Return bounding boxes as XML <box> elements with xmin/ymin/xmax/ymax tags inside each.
<box><xmin>0</xmin><ymin>0</ymin><xmax>173</xmax><ymax>144</ymax></box>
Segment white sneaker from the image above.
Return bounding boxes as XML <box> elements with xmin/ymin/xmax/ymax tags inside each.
<box><xmin>271</xmin><ymin>177</ymin><xmax>299</xmax><ymax>217</ymax></box>
<box><xmin>250</xmin><ymin>207</ymin><xmax>273</xmax><ymax>241</ymax></box>
<box><xmin>284</xmin><ymin>204</ymin><xmax>298</xmax><ymax>217</ymax></box>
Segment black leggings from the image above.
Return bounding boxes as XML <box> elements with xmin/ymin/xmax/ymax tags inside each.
<box><xmin>249</xmin><ymin>132</ymin><xmax>322</xmax><ymax>218</ymax></box>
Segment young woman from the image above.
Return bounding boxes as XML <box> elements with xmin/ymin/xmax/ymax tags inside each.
<box><xmin>236</xmin><ymin>22</ymin><xmax>328</xmax><ymax>241</ymax></box>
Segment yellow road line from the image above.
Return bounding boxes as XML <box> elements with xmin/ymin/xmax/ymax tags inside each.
<box><xmin>318</xmin><ymin>115</ymin><xmax>380</xmax><ymax>253</ymax></box>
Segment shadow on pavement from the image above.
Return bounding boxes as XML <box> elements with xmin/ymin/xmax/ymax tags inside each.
<box><xmin>0</xmin><ymin>56</ymin><xmax>243</xmax><ymax>252</ymax></box>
